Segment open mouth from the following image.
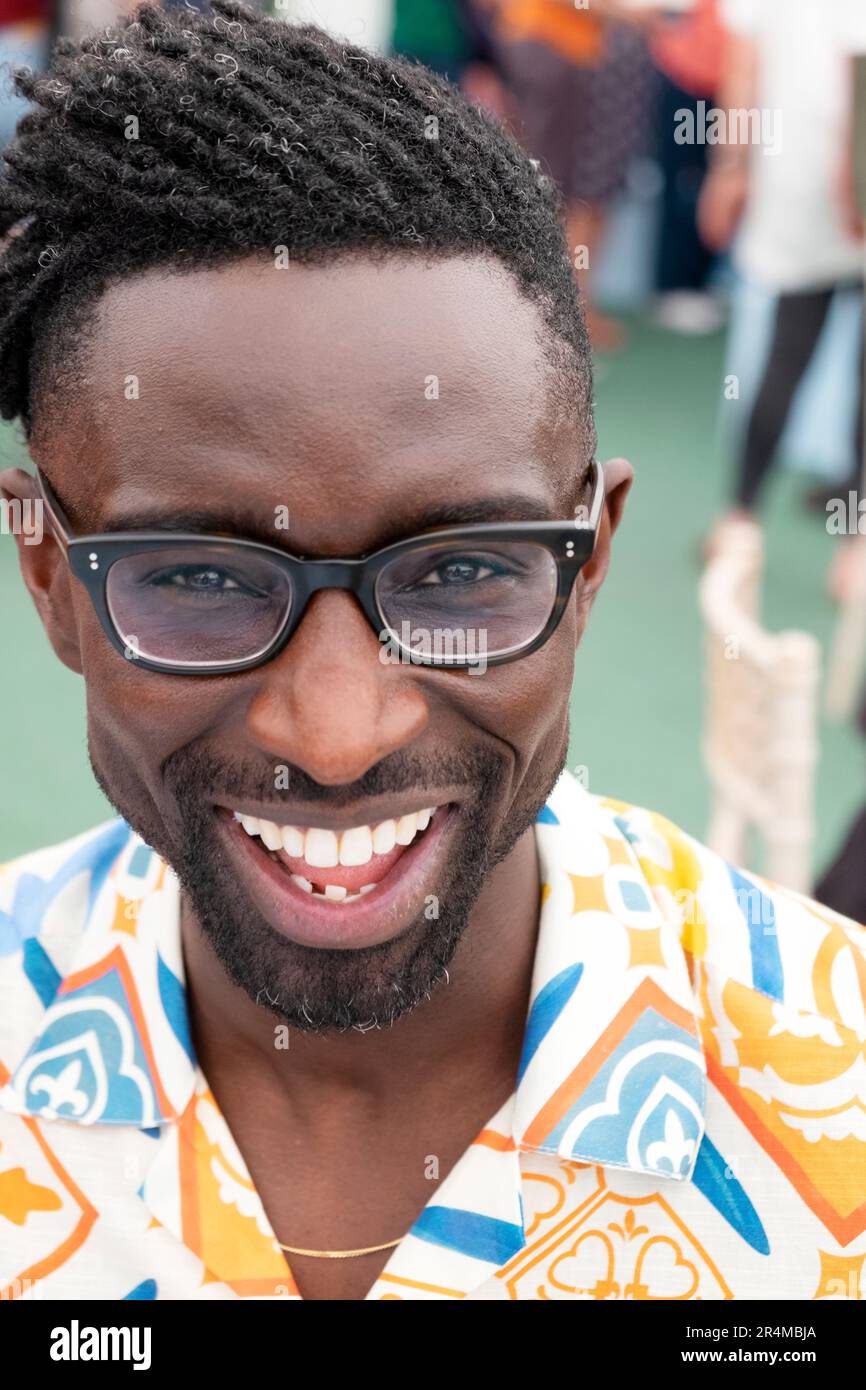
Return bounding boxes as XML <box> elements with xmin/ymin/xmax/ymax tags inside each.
<box><xmin>214</xmin><ymin>798</ymin><xmax>456</xmax><ymax>949</ymax></box>
<box><xmin>231</xmin><ymin>806</ymin><xmax>441</xmax><ymax>903</ymax></box>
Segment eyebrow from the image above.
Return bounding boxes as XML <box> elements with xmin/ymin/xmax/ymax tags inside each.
<box><xmin>97</xmin><ymin>494</ymin><xmax>560</xmax><ymax>548</ymax></box>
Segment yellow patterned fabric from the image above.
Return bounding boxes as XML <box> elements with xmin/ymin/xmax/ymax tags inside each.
<box><xmin>1</xmin><ymin>771</ymin><xmax>864</xmax><ymax>1299</ymax></box>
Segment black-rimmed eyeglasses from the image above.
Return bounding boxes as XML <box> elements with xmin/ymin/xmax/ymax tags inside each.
<box><xmin>35</xmin><ymin>463</ymin><xmax>604</xmax><ymax>676</ymax></box>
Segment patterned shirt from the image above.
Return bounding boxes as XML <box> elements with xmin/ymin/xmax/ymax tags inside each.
<box><xmin>1</xmin><ymin>770</ymin><xmax>865</xmax><ymax>1301</ymax></box>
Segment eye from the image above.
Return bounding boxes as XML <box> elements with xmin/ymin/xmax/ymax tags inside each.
<box><xmin>141</xmin><ymin>564</ymin><xmax>268</xmax><ymax>597</ymax></box>
<box><xmin>152</xmin><ymin>566</ymin><xmax>241</xmax><ymax>591</ymax></box>
<box><xmin>415</xmin><ymin>555</ymin><xmax>509</xmax><ymax>586</ymax></box>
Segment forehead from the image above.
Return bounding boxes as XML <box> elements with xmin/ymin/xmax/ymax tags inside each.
<box><xmin>42</xmin><ymin>255</ymin><xmax>585</xmax><ymax>548</ymax></box>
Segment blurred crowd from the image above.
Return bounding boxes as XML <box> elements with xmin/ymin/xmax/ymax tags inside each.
<box><xmin>388</xmin><ymin>2</ymin><xmax>866</xmax><ymax>511</ymax></box>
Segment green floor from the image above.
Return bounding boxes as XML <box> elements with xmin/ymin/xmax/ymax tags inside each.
<box><xmin>2</xmin><ymin>317</ymin><xmax>863</xmax><ymax>881</ymax></box>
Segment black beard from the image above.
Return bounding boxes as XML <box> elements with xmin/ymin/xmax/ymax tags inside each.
<box><xmin>90</xmin><ymin>740</ymin><xmax>565</xmax><ymax>1034</ymax></box>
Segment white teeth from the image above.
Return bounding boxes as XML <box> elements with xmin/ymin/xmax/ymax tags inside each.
<box><xmin>339</xmin><ymin>824</ymin><xmax>374</xmax><ymax>867</ymax></box>
<box><xmin>234</xmin><ymin>805</ymin><xmax>439</xmax><ymax>870</ymax></box>
<box><xmin>281</xmin><ymin>824</ymin><xmax>305</xmax><ymax>858</ymax></box>
<box><xmin>258</xmin><ymin>819</ymin><xmax>283</xmax><ymax>853</ymax></box>
<box><xmin>291</xmin><ymin>875</ymin><xmax>365</xmax><ymax>905</ymax></box>
<box><xmin>360</xmin><ymin>883</ymin><xmax>376</xmax><ymax>895</ymax></box>
<box><xmin>395</xmin><ymin>813</ymin><xmax>419</xmax><ymax>846</ymax></box>
<box><xmin>304</xmin><ymin>827</ymin><xmax>339</xmax><ymax>868</ymax></box>
<box><xmin>372</xmin><ymin>819</ymin><xmax>397</xmax><ymax>855</ymax></box>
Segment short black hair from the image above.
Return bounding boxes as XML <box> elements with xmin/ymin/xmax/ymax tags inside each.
<box><xmin>0</xmin><ymin>0</ymin><xmax>592</xmax><ymax>449</ymax></box>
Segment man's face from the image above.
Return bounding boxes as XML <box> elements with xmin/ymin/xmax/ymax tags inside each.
<box><xmin>12</xmin><ymin>254</ymin><xmax>628</xmax><ymax>1031</ymax></box>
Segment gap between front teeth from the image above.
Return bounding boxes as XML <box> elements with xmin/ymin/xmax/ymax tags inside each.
<box><xmin>233</xmin><ymin>805</ymin><xmax>437</xmax><ymax>877</ymax></box>
<box><xmin>289</xmin><ymin>877</ymin><xmax>378</xmax><ymax>904</ymax></box>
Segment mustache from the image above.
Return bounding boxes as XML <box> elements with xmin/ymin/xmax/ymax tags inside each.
<box><xmin>162</xmin><ymin>743</ymin><xmax>507</xmax><ymax>812</ymax></box>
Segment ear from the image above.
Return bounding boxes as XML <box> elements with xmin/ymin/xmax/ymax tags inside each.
<box><xmin>0</xmin><ymin>467</ymin><xmax>84</xmax><ymax>674</ymax></box>
<box><xmin>576</xmin><ymin>456</ymin><xmax>633</xmax><ymax>607</ymax></box>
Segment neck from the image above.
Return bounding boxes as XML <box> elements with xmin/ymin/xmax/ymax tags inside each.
<box><xmin>181</xmin><ymin>826</ymin><xmax>541</xmax><ymax>1112</ymax></box>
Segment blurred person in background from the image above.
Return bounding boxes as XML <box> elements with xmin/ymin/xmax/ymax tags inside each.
<box><xmin>700</xmin><ymin>0</ymin><xmax>865</xmax><ymax>558</ymax></box>
<box><xmin>650</xmin><ymin>0</ymin><xmax>727</xmax><ymax>335</ymax></box>
<box><xmin>484</xmin><ymin>0</ymin><xmax>660</xmax><ymax>351</ymax></box>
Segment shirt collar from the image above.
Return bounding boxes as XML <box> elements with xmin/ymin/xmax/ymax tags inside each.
<box><xmin>0</xmin><ymin>773</ymin><xmax>706</xmax><ymax>1181</ymax></box>
<box><xmin>0</xmin><ymin>820</ymin><xmax>196</xmax><ymax>1127</ymax></box>
<box><xmin>511</xmin><ymin>772</ymin><xmax>706</xmax><ymax>1181</ymax></box>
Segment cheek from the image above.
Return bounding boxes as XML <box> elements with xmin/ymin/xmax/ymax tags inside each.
<box><xmin>74</xmin><ymin>589</ymin><xmax>228</xmax><ymax>747</ymax></box>
<box><xmin>441</xmin><ymin>614</ymin><xmax>575</xmax><ymax>784</ymax></box>
<box><xmin>80</xmin><ymin>628</ymin><xmax>230</xmax><ymax>821</ymax></box>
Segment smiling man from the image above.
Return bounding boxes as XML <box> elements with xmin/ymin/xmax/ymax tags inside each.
<box><xmin>0</xmin><ymin>2</ymin><xmax>865</xmax><ymax>1305</ymax></box>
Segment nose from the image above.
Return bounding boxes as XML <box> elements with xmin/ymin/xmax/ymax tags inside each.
<box><xmin>245</xmin><ymin>590</ymin><xmax>429</xmax><ymax>785</ymax></box>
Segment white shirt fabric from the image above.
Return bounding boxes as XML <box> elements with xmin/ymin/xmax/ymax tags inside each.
<box><xmin>722</xmin><ymin>0</ymin><xmax>864</xmax><ymax>290</ymax></box>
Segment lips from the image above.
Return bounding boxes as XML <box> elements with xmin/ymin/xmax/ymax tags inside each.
<box><xmin>215</xmin><ymin>800</ymin><xmax>455</xmax><ymax>949</ymax></box>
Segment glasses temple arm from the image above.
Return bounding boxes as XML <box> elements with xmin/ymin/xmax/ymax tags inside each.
<box><xmin>576</xmin><ymin>459</ymin><xmax>606</xmax><ymax>541</ymax></box>
<box><xmin>35</xmin><ymin>468</ymin><xmax>72</xmax><ymax>549</ymax></box>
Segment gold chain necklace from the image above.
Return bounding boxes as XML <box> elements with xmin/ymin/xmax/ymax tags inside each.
<box><xmin>277</xmin><ymin>1236</ymin><xmax>404</xmax><ymax>1260</ymax></box>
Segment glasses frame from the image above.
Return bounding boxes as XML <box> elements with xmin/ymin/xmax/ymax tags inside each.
<box><xmin>35</xmin><ymin>461</ymin><xmax>605</xmax><ymax>676</ymax></box>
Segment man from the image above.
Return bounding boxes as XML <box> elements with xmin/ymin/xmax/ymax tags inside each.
<box><xmin>0</xmin><ymin>1</ymin><xmax>863</xmax><ymax>1303</ymax></box>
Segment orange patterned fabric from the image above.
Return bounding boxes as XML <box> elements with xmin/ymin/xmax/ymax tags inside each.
<box><xmin>494</xmin><ymin>0</ymin><xmax>605</xmax><ymax>67</ymax></box>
